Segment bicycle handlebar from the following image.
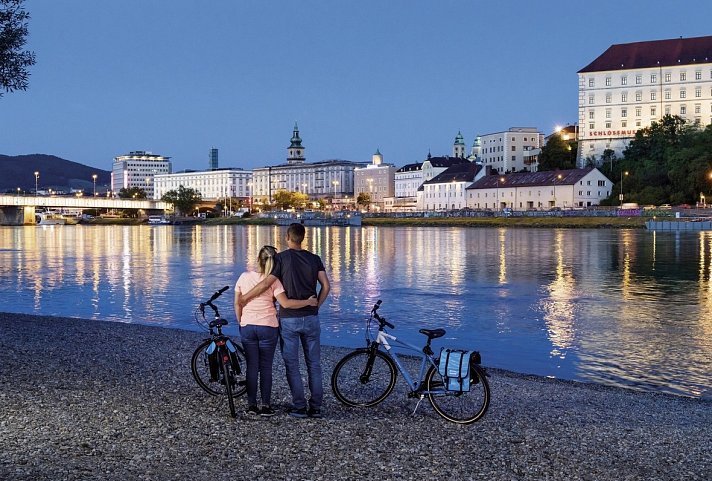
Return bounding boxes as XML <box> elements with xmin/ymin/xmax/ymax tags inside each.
<box><xmin>200</xmin><ymin>286</ymin><xmax>230</xmax><ymax>319</ymax></box>
<box><xmin>371</xmin><ymin>299</ymin><xmax>394</xmax><ymax>330</ymax></box>
<box><xmin>208</xmin><ymin>285</ymin><xmax>230</xmax><ymax>303</ymax></box>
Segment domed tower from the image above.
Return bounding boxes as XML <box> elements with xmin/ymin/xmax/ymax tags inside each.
<box><xmin>372</xmin><ymin>148</ymin><xmax>383</xmax><ymax>166</ymax></box>
<box><xmin>287</xmin><ymin>122</ymin><xmax>305</xmax><ymax>165</ymax></box>
<box><xmin>469</xmin><ymin>135</ymin><xmax>482</xmax><ymax>161</ymax></box>
<box><xmin>453</xmin><ymin>131</ymin><xmax>466</xmax><ymax>158</ymax></box>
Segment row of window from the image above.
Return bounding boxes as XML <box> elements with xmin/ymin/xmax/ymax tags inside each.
<box><xmin>591</xmin><ymin>87</ymin><xmax>712</xmax><ymax>104</ymax></box>
<box><xmin>588</xmin><ymin>70</ymin><xmax>712</xmax><ymax>88</ymax></box>
<box><xmin>590</xmin><ymin>103</ymin><xmax>712</xmax><ymax>119</ymax></box>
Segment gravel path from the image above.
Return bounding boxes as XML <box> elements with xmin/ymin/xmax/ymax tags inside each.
<box><xmin>1</xmin><ymin>313</ymin><xmax>710</xmax><ymax>481</ymax></box>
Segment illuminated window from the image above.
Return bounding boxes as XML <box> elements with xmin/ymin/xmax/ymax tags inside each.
<box><xmin>621</xmin><ymin>92</ymin><xmax>627</xmax><ymax>102</ymax></box>
<box><xmin>651</xmin><ymin>91</ymin><xmax>656</xmax><ymax>101</ymax></box>
<box><xmin>605</xmin><ymin>77</ymin><xmax>611</xmax><ymax>86</ymax></box>
<box><xmin>621</xmin><ymin>76</ymin><xmax>628</xmax><ymax>85</ymax></box>
<box><xmin>680</xmin><ymin>90</ymin><xmax>686</xmax><ymax>99</ymax></box>
<box><xmin>665</xmin><ymin>73</ymin><xmax>671</xmax><ymax>82</ymax></box>
<box><xmin>635</xmin><ymin>91</ymin><xmax>642</xmax><ymax>101</ymax></box>
<box><xmin>651</xmin><ymin>73</ymin><xmax>657</xmax><ymax>83</ymax></box>
<box><xmin>621</xmin><ymin>108</ymin><xmax>627</xmax><ymax>117</ymax></box>
<box><xmin>696</xmin><ymin>71</ymin><xmax>702</xmax><ymax>80</ymax></box>
<box><xmin>680</xmin><ymin>72</ymin><xmax>686</xmax><ymax>81</ymax></box>
<box><xmin>635</xmin><ymin>74</ymin><xmax>642</xmax><ymax>85</ymax></box>
<box><xmin>665</xmin><ymin>90</ymin><xmax>671</xmax><ymax>100</ymax></box>
<box><xmin>696</xmin><ymin>88</ymin><xmax>701</xmax><ymax>98</ymax></box>
<box><xmin>680</xmin><ymin>105</ymin><xmax>687</xmax><ymax>115</ymax></box>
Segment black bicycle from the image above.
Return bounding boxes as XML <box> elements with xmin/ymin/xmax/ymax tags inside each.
<box><xmin>190</xmin><ymin>286</ymin><xmax>247</xmax><ymax>418</ymax></box>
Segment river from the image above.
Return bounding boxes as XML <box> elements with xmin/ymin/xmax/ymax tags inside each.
<box><xmin>0</xmin><ymin>224</ymin><xmax>710</xmax><ymax>399</ymax></box>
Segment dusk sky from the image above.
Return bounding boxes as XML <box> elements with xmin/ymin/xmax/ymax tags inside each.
<box><xmin>3</xmin><ymin>1</ymin><xmax>712</xmax><ymax>173</ymax></box>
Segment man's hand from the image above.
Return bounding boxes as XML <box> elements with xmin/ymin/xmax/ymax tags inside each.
<box><xmin>306</xmin><ymin>295</ymin><xmax>318</xmax><ymax>307</ymax></box>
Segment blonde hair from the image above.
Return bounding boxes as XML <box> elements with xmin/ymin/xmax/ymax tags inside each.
<box><xmin>257</xmin><ymin>245</ymin><xmax>277</xmax><ymax>277</ymax></box>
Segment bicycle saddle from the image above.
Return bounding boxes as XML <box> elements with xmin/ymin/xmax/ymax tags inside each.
<box><xmin>209</xmin><ymin>319</ymin><xmax>229</xmax><ymax>328</ymax></box>
<box><xmin>419</xmin><ymin>328</ymin><xmax>446</xmax><ymax>339</ymax></box>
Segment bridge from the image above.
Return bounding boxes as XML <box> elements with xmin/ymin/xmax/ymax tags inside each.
<box><xmin>0</xmin><ymin>195</ymin><xmax>172</xmax><ymax>225</ymax></box>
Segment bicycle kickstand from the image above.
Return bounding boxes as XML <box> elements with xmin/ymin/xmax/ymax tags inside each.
<box><xmin>412</xmin><ymin>394</ymin><xmax>426</xmax><ymax>416</ymax></box>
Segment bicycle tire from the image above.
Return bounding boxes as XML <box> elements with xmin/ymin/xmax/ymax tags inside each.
<box><xmin>191</xmin><ymin>339</ymin><xmax>248</xmax><ymax>398</ymax></box>
<box><xmin>331</xmin><ymin>348</ymin><xmax>397</xmax><ymax>407</ymax></box>
<box><xmin>426</xmin><ymin>364</ymin><xmax>490</xmax><ymax>424</ymax></box>
<box><xmin>221</xmin><ymin>352</ymin><xmax>236</xmax><ymax>418</ymax></box>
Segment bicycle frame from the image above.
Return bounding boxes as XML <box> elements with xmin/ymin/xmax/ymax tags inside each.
<box><xmin>373</xmin><ymin>329</ymin><xmax>439</xmax><ymax>394</ymax></box>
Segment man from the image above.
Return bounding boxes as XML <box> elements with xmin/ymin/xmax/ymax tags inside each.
<box><xmin>238</xmin><ymin>223</ymin><xmax>330</xmax><ymax>418</ymax></box>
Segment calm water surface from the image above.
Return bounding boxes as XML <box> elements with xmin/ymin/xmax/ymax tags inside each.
<box><xmin>1</xmin><ymin>224</ymin><xmax>710</xmax><ymax>399</ymax></box>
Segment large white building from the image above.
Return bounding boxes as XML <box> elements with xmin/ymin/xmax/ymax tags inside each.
<box><xmin>466</xmin><ymin>168</ymin><xmax>612</xmax><ymax>211</ymax></box>
<box><xmin>421</xmin><ymin>161</ymin><xmax>484</xmax><ymax>211</ymax></box>
<box><xmin>111</xmin><ymin>151</ymin><xmax>172</xmax><ymax>198</ymax></box>
<box><xmin>251</xmin><ymin>124</ymin><xmax>368</xmax><ymax>202</ymax></box>
<box><xmin>577</xmin><ymin>35</ymin><xmax>712</xmax><ymax>164</ymax></box>
<box><xmin>475</xmin><ymin>128</ymin><xmax>544</xmax><ymax>173</ymax></box>
<box><xmin>354</xmin><ymin>150</ymin><xmax>396</xmax><ymax>211</ymax></box>
<box><xmin>153</xmin><ymin>168</ymin><xmax>252</xmax><ymax>201</ymax></box>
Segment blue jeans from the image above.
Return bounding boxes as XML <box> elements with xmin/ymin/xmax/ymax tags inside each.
<box><xmin>240</xmin><ymin>324</ymin><xmax>279</xmax><ymax>406</ymax></box>
<box><xmin>279</xmin><ymin>315</ymin><xmax>322</xmax><ymax>410</ymax></box>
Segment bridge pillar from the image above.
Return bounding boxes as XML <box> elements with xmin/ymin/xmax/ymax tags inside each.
<box><xmin>0</xmin><ymin>206</ymin><xmax>36</xmax><ymax>225</ymax></box>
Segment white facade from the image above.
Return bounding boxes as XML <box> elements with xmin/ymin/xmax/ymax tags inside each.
<box><xmin>477</xmin><ymin>128</ymin><xmax>544</xmax><ymax>173</ymax></box>
<box><xmin>111</xmin><ymin>151</ymin><xmax>172</xmax><ymax>198</ymax></box>
<box><xmin>252</xmin><ymin>160</ymin><xmax>365</xmax><ymax>201</ymax></box>
<box><xmin>354</xmin><ymin>151</ymin><xmax>396</xmax><ymax>210</ymax></box>
<box><xmin>153</xmin><ymin>169</ymin><xmax>253</xmax><ymax>201</ymax></box>
<box><xmin>577</xmin><ymin>37</ymin><xmax>712</xmax><ymax>164</ymax></box>
<box><xmin>466</xmin><ymin>168</ymin><xmax>612</xmax><ymax>211</ymax></box>
<box><xmin>421</xmin><ymin>162</ymin><xmax>484</xmax><ymax>211</ymax></box>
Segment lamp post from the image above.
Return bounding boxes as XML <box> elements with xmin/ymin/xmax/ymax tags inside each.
<box><xmin>247</xmin><ymin>182</ymin><xmax>252</xmax><ymax>212</ymax></box>
<box><xmin>92</xmin><ymin>174</ymin><xmax>98</xmax><ymax>196</ymax></box>
<box><xmin>17</xmin><ymin>187</ymin><xmax>21</xmax><ymax>196</ymax></box>
<box><xmin>497</xmin><ymin>177</ymin><xmax>505</xmax><ymax>210</ymax></box>
<box><xmin>620</xmin><ymin>170</ymin><xmax>629</xmax><ymax>206</ymax></box>
<box><xmin>554</xmin><ymin>173</ymin><xmax>562</xmax><ymax>208</ymax></box>
<box><xmin>34</xmin><ymin>171</ymin><xmax>39</xmax><ymax>195</ymax></box>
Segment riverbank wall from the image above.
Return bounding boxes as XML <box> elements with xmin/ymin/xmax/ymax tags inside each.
<box><xmin>1</xmin><ymin>313</ymin><xmax>709</xmax><ymax>480</ymax></box>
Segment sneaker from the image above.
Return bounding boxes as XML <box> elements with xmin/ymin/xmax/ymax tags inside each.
<box><xmin>287</xmin><ymin>407</ymin><xmax>308</xmax><ymax>418</ymax></box>
<box><xmin>307</xmin><ymin>408</ymin><xmax>322</xmax><ymax>419</ymax></box>
<box><xmin>244</xmin><ymin>405</ymin><xmax>260</xmax><ymax>416</ymax></box>
<box><xmin>259</xmin><ymin>406</ymin><xmax>276</xmax><ymax>417</ymax></box>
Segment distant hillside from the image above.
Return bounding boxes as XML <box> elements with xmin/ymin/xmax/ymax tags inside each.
<box><xmin>0</xmin><ymin>154</ymin><xmax>111</xmax><ymax>193</ymax></box>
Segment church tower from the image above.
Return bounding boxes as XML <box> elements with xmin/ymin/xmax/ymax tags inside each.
<box><xmin>469</xmin><ymin>136</ymin><xmax>482</xmax><ymax>162</ymax></box>
<box><xmin>453</xmin><ymin>131</ymin><xmax>466</xmax><ymax>158</ymax></box>
<box><xmin>372</xmin><ymin>148</ymin><xmax>383</xmax><ymax>166</ymax></box>
<box><xmin>287</xmin><ymin>122</ymin><xmax>305</xmax><ymax>165</ymax></box>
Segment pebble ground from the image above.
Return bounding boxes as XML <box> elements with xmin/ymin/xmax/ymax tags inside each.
<box><xmin>1</xmin><ymin>313</ymin><xmax>710</xmax><ymax>481</ymax></box>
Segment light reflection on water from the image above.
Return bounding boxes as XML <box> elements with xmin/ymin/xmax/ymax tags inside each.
<box><xmin>0</xmin><ymin>224</ymin><xmax>710</xmax><ymax>399</ymax></box>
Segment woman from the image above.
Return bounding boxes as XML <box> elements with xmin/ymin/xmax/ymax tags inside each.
<box><xmin>234</xmin><ymin>245</ymin><xmax>316</xmax><ymax>416</ymax></box>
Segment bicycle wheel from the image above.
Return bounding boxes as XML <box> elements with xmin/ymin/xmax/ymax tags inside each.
<box><xmin>331</xmin><ymin>348</ymin><xmax>397</xmax><ymax>407</ymax></box>
<box><xmin>426</xmin><ymin>364</ymin><xmax>490</xmax><ymax>424</ymax></box>
<box><xmin>221</xmin><ymin>353</ymin><xmax>236</xmax><ymax>418</ymax></box>
<box><xmin>191</xmin><ymin>339</ymin><xmax>248</xmax><ymax>398</ymax></box>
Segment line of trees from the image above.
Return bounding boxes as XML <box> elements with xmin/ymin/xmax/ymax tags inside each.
<box><xmin>1</xmin><ymin>0</ymin><xmax>35</xmax><ymax>98</ymax></box>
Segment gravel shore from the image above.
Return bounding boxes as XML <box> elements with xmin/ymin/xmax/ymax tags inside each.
<box><xmin>1</xmin><ymin>313</ymin><xmax>710</xmax><ymax>481</ymax></box>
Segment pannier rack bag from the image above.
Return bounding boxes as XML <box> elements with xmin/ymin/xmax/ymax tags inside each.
<box><xmin>438</xmin><ymin>348</ymin><xmax>476</xmax><ymax>392</ymax></box>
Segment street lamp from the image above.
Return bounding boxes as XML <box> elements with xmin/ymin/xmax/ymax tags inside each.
<box><xmin>92</xmin><ymin>174</ymin><xmax>98</xmax><ymax>196</ymax></box>
<box><xmin>34</xmin><ymin>171</ymin><xmax>39</xmax><ymax>195</ymax></box>
<box><xmin>497</xmin><ymin>176</ymin><xmax>505</xmax><ymax>210</ymax></box>
<box><xmin>554</xmin><ymin>173</ymin><xmax>562</xmax><ymax>208</ymax></box>
<box><xmin>247</xmin><ymin>182</ymin><xmax>253</xmax><ymax>212</ymax></box>
<box><xmin>620</xmin><ymin>170</ymin><xmax>629</xmax><ymax>206</ymax></box>
<box><xmin>17</xmin><ymin>187</ymin><xmax>21</xmax><ymax>196</ymax></box>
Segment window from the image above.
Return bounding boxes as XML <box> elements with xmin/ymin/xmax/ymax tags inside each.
<box><xmin>680</xmin><ymin>105</ymin><xmax>687</xmax><ymax>115</ymax></box>
<box><xmin>621</xmin><ymin>92</ymin><xmax>627</xmax><ymax>102</ymax></box>
<box><xmin>651</xmin><ymin>73</ymin><xmax>657</xmax><ymax>83</ymax></box>
<box><xmin>605</xmin><ymin>109</ymin><xmax>611</xmax><ymax>119</ymax></box>
<box><xmin>589</xmin><ymin>111</ymin><xmax>595</xmax><ymax>119</ymax></box>
<box><xmin>680</xmin><ymin>90</ymin><xmax>686</xmax><ymax>99</ymax></box>
<box><xmin>511</xmin><ymin>146</ymin><xmax>516</xmax><ymax>151</ymax></box>
<box><xmin>621</xmin><ymin>76</ymin><xmax>628</xmax><ymax>85</ymax></box>
<box><xmin>635</xmin><ymin>91</ymin><xmax>642</xmax><ymax>102</ymax></box>
<box><xmin>589</xmin><ymin>122</ymin><xmax>594</xmax><ymax>130</ymax></box>
<box><xmin>651</xmin><ymin>91</ymin><xmax>657</xmax><ymax>101</ymax></box>
<box><xmin>651</xmin><ymin>107</ymin><xmax>656</xmax><ymax>116</ymax></box>
<box><xmin>665</xmin><ymin>105</ymin><xmax>671</xmax><ymax>115</ymax></box>
<box><xmin>635</xmin><ymin>74</ymin><xmax>642</xmax><ymax>85</ymax></box>
<box><xmin>621</xmin><ymin>121</ymin><xmax>627</xmax><ymax>128</ymax></box>
<box><xmin>589</xmin><ymin>95</ymin><xmax>594</xmax><ymax>104</ymax></box>
<box><xmin>665</xmin><ymin>90</ymin><xmax>671</xmax><ymax>100</ymax></box>
<box><xmin>696</xmin><ymin>71</ymin><xmax>702</xmax><ymax>80</ymax></box>
<box><xmin>665</xmin><ymin>72</ymin><xmax>671</xmax><ymax>82</ymax></box>
<box><xmin>636</xmin><ymin>120</ymin><xmax>641</xmax><ymax>127</ymax></box>
<box><xmin>695</xmin><ymin>104</ymin><xmax>701</xmax><ymax>114</ymax></box>
<box><xmin>511</xmin><ymin>156</ymin><xmax>516</xmax><ymax>161</ymax></box>
<box><xmin>605</xmin><ymin>121</ymin><xmax>611</xmax><ymax>128</ymax></box>
<box><xmin>621</xmin><ymin>108</ymin><xmax>627</xmax><ymax>117</ymax></box>
<box><xmin>589</xmin><ymin>78</ymin><xmax>595</xmax><ymax>87</ymax></box>
<box><xmin>605</xmin><ymin>93</ymin><xmax>611</xmax><ymax>103</ymax></box>
<box><xmin>605</xmin><ymin>77</ymin><xmax>611</xmax><ymax>86</ymax></box>
<box><xmin>635</xmin><ymin>107</ymin><xmax>642</xmax><ymax>117</ymax></box>
<box><xmin>696</xmin><ymin>88</ymin><xmax>702</xmax><ymax>98</ymax></box>
<box><xmin>680</xmin><ymin>72</ymin><xmax>686</xmax><ymax>81</ymax></box>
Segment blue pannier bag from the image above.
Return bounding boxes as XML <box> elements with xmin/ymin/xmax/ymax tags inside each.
<box><xmin>438</xmin><ymin>348</ymin><xmax>474</xmax><ymax>392</ymax></box>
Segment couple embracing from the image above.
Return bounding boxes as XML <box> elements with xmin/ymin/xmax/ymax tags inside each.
<box><xmin>234</xmin><ymin>223</ymin><xmax>330</xmax><ymax>418</ymax></box>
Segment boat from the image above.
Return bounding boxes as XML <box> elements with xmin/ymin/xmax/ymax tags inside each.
<box><xmin>271</xmin><ymin>210</ymin><xmax>362</xmax><ymax>227</ymax></box>
<box><xmin>645</xmin><ymin>218</ymin><xmax>712</xmax><ymax>231</ymax></box>
<box><xmin>36</xmin><ymin>212</ymin><xmax>67</xmax><ymax>225</ymax></box>
<box><xmin>148</xmin><ymin>215</ymin><xmax>171</xmax><ymax>225</ymax></box>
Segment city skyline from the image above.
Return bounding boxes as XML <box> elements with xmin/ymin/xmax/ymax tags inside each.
<box><xmin>2</xmin><ymin>1</ymin><xmax>712</xmax><ymax>172</ymax></box>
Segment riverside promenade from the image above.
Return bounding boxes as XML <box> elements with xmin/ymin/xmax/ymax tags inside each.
<box><xmin>1</xmin><ymin>313</ymin><xmax>709</xmax><ymax>481</ymax></box>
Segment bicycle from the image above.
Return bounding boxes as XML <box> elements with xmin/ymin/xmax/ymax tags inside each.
<box><xmin>190</xmin><ymin>286</ymin><xmax>247</xmax><ymax>418</ymax></box>
<box><xmin>331</xmin><ymin>300</ymin><xmax>490</xmax><ymax>424</ymax></box>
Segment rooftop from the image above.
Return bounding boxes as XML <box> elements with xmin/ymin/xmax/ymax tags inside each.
<box><xmin>467</xmin><ymin>168</ymin><xmax>595</xmax><ymax>190</ymax></box>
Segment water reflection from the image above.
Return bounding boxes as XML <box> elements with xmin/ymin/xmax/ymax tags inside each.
<box><xmin>0</xmin><ymin>225</ymin><xmax>710</xmax><ymax>399</ymax></box>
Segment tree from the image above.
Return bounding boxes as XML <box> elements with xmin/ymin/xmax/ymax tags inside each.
<box><xmin>538</xmin><ymin>135</ymin><xmax>577</xmax><ymax>171</ymax></box>
<box><xmin>0</xmin><ymin>0</ymin><xmax>36</xmax><ymax>98</ymax></box>
<box><xmin>161</xmin><ymin>185</ymin><xmax>201</xmax><ymax>215</ymax></box>
<box><xmin>118</xmin><ymin>187</ymin><xmax>147</xmax><ymax>199</ymax></box>
<box><xmin>356</xmin><ymin>192</ymin><xmax>371</xmax><ymax>211</ymax></box>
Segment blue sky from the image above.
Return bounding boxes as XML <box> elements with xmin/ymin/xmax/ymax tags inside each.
<box><xmin>2</xmin><ymin>1</ymin><xmax>712</xmax><ymax>172</ymax></box>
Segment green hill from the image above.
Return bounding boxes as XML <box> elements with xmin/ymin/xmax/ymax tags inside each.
<box><xmin>0</xmin><ymin>154</ymin><xmax>111</xmax><ymax>193</ymax></box>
